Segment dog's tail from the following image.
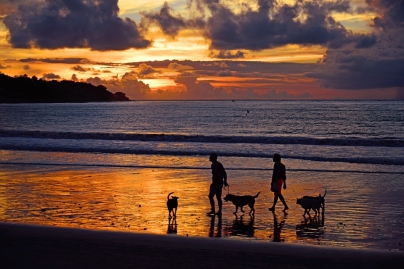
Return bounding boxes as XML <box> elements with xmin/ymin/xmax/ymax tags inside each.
<box><xmin>322</xmin><ymin>189</ymin><xmax>327</xmax><ymax>198</ymax></box>
<box><xmin>167</xmin><ymin>192</ymin><xmax>174</xmax><ymax>200</ymax></box>
<box><xmin>254</xmin><ymin>191</ymin><xmax>261</xmax><ymax>198</ymax></box>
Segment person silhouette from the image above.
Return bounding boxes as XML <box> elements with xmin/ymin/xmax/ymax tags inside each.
<box><xmin>269</xmin><ymin>153</ymin><xmax>289</xmax><ymax>211</ymax></box>
<box><xmin>207</xmin><ymin>153</ymin><xmax>228</xmax><ymax>215</ymax></box>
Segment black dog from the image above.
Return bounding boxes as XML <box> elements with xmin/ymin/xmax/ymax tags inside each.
<box><xmin>303</xmin><ymin>189</ymin><xmax>327</xmax><ymax>210</ymax></box>
<box><xmin>167</xmin><ymin>192</ymin><xmax>178</xmax><ymax>218</ymax></box>
<box><xmin>297</xmin><ymin>190</ymin><xmax>327</xmax><ymax>216</ymax></box>
<box><xmin>223</xmin><ymin>191</ymin><xmax>261</xmax><ymax>215</ymax></box>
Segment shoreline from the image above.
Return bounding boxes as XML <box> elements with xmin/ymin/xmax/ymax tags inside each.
<box><xmin>1</xmin><ymin>222</ymin><xmax>403</xmax><ymax>269</ymax></box>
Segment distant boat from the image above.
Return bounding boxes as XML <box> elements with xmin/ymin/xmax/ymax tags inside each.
<box><xmin>232</xmin><ymin>100</ymin><xmax>235</xmax><ymax>102</ymax></box>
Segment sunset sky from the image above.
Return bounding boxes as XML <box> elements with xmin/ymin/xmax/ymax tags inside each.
<box><xmin>0</xmin><ymin>0</ymin><xmax>403</xmax><ymax>100</ymax></box>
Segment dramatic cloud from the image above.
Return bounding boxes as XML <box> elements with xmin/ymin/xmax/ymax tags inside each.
<box><xmin>71</xmin><ymin>60</ymin><xmax>314</xmax><ymax>100</ymax></box>
<box><xmin>86</xmin><ymin>71</ymin><xmax>152</xmax><ymax>99</ymax></box>
<box><xmin>145</xmin><ymin>1</ymin><xmax>377</xmax><ymax>51</ymax></box>
<box><xmin>167</xmin><ymin>62</ymin><xmax>194</xmax><ymax>71</ymax></box>
<box><xmin>71</xmin><ymin>65</ymin><xmax>87</xmax><ymax>72</ymax></box>
<box><xmin>210</xmin><ymin>50</ymin><xmax>245</xmax><ymax>59</ymax></box>
<box><xmin>173</xmin><ymin>72</ymin><xmax>225</xmax><ymax>99</ymax></box>
<box><xmin>141</xmin><ymin>1</ymin><xmax>205</xmax><ymax>38</ymax></box>
<box><xmin>70</xmin><ymin>65</ymin><xmax>110</xmax><ymax>74</ymax></box>
<box><xmin>137</xmin><ymin>63</ymin><xmax>158</xmax><ymax>78</ymax></box>
<box><xmin>141</xmin><ymin>2</ymin><xmax>186</xmax><ymax>38</ymax></box>
<box><xmin>309</xmin><ymin>0</ymin><xmax>404</xmax><ymax>96</ymax></box>
<box><xmin>368</xmin><ymin>0</ymin><xmax>404</xmax><ymax>29</ymax></box>
<box><xmin>195</xmin><ymin>0</ymin><xmax>371</xmax><ymax>50</ymax></box>
<box><xmin>3</xmin><ymin>0</ymin><xmax>151</xmax><ymax>50</ymax></box>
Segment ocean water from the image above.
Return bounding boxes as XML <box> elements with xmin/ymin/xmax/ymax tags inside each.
<box><xmin>0</xmin><ymin>101</ymin><xmax>403</xmax><ymax>251</ymax></box>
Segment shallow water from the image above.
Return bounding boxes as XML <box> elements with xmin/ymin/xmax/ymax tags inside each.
<box><xmin>0</xmin><ymin>101</ymin><xmax>403</xmax><ymax>251</ymax></box>
<box><xmin>1</xmin><ymin>163</ymin><xmax>403</xmax><ymax>252</ymax></box>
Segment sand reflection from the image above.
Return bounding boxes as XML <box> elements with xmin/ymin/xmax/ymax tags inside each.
<box><xmin>167</xmin><ymin>216</ymin><xmax>177</xmax><ymax>234</ymax></box>
<box><xmin>2</xmin><ymin>165</ymin><xmax>404</xmax><ymax>251</ymax></box>
<box><xmin>208</xmin><ymin>214</ymin><xmax>222</xmax><ymax>237</ymax></box>
<box><xmin>296</xmin><ymin>211</ymin><xmax>325</xmax><ymax>239</ymax></box>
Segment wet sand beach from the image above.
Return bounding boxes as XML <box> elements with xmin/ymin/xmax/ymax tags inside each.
<box><xmin>1</xmin><ymin>163</ymin><xmax>404</xmax><ymax>253</ymax></box>
<box><xmin>1</xmin><ymin>222</ymin><xmax>403</xmax><ymax>269</ymax></box>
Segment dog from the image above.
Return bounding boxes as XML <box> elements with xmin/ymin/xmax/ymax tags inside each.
<box><xmin>303</xmin><ymin>189</ymin><xmax>327</xmax><ymax>210</ymax></box>
<box><xmin>166</xmin><ymin>192</ymin><xmax>178</xmax><ymax>218</ymax></box>
<box><xmin>296</xmin><ymin>190</ymin><xmax>327</xmax><ymax>216</ymax></box>
<box><xmin>223</xmin><ymin>191</ymin><xmax>261</xmax><ymax>215</ymax></box>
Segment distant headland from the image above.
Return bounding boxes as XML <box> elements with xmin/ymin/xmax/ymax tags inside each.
<box><xmin>0</xmin><ymin>73</ymin><xmax>130</xmax><ymax>103</ymax></box>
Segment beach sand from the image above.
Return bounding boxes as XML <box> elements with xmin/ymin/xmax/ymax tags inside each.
<box><xmin>1</xmin><ymin>163</ymin><xmax>404</xmax><ymax>253</ymax></box>
<box><xmin>1</xmin><ymin>222</ymin><xmax>403</xmax><ymax>269</ymax></box>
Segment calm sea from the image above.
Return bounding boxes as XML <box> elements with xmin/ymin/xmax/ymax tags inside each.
<box><xmin>1</xmin><ymin>101</ymin><xmax>403</xmax><ymax>251</ymax></box>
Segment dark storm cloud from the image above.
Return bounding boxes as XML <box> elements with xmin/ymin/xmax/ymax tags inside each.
<box><xmin>310</xmin><ymin>0</ymin><xmax>404</xmax><ymax>94</ymax></box>
<box><xmin>3</xmin><ymin>0</ymin><xmax>151</xmax><ymax>50</ymax></box>
<box><xmin>199</xmin><ymin>0</ymin><xmax>369</xmax><ymax>50</ymax></box>
<box><xmin>367</xmin><ymin>0</ymin><xmax>404</xmax><ymax>28</ymax></box>
<box><xmin>209</xmin><ymin>50</ymin><xmax>245</xmax><ymax>59</ymax></box>
<box><xmin>141</xmin><ymin>2</ymin><xmax>186</xmax><ymax>38</ymax></box>
<box><xmin>308</xmin><ymin>50</ymin><xmax>404</xmax><ymax>89</ymax></box>
<box><xmin>145</xmin><ymin>0</ymin><xmax>374</xmax><ymax>50</ymax></box>
<box><xmin>140</xmin><ymin>1</ymin><xmax>205</xmax><ymax>38</ymax></box>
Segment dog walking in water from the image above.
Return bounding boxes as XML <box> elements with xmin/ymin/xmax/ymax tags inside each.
<box><xmin>297</xmin><ymin>190</ymin><xmax>327</xmax><ymax>216</ymax></box>
<box><xmin>166</xmin><ymin>192</ymin><xmax>178</xmax><ymax>218</ymax></box>
<box><xmin>223</xmin><ymin>191</ymin><xmax>261</xmax><ymax>215</ymax></box>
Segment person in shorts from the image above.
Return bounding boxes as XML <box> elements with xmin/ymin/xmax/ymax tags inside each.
<box><xmin>207</xmin><ymin>153</ymin><xmax>228</xmax><ymax>215</ymax></box>
<box><xmin>269</xmin><ymin>153</ymin><xmax>289</xmax><ymax>211</ymax></box>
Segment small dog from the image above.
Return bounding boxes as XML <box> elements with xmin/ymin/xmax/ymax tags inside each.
<box><xmin>296</xmin><ymin>190</ymin><xmax>327</xmax><ymax>216</ymax></box>
<box><xmin>166</xmin><ymin>192</ymin><xmax>178</xmax><ymax>218</ymax></box>
<box><xmin>223</xmin><ymin>191</ymin><xmax>261</xmax><ymax>215</ymax></box>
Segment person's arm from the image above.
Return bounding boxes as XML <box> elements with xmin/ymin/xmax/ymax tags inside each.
<box><xmin>223</xmin><ymin>171</ymin><xmax>228</xmax><ymax>186</ymax></box>
<box><xmin>222</xmin><ymin>165</ymin><xmax>228</xmax><ymax>186</ymax></box>
<box><xmin>283</xmin><ymin>164</ymin><xmax>287</xmax><ymax>189</ymax></box>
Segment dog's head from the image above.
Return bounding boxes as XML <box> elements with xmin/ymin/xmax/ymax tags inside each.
<box><xmin>223</xmin><ymin>194</ymin><xmax>235</xmax><ymax>202</ymax></box>
<box><xmin>296</xmin><ymin>198</ymin><xmax>303</xmax><ymax>205</ymax></box>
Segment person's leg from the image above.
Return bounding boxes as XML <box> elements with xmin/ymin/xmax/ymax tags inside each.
<box><xmin>279</xmin><ymin>195</ymin><xmax>289</xmax><ymax>210</ymax></box>
<box><xmin>208</xmin><ymin>185</ymin><xmax>215</xmax><ymax>214</ymax></box>
<box><xmin>215</xmin><ymin>186</ymin><xmax>223</xmax><ymax>215</ymax></box>
<box><xmin>269</xmin><ymin>194</ymin><xmax>279</xmax><ymax>211</ymax></box>
<box><xmin>279</xmin><ymin>179</ymin><xmax>288</xmax><ymax>210</ymax></box>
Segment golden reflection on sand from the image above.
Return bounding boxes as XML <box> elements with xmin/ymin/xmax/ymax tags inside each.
<box><xmin>2</xmin><ymin>165</ymin><xmax>404</xmax><ymax>251</ymax></box>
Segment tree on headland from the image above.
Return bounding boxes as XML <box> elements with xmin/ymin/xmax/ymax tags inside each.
<box><xmin>0</xmin><ymin>73</ymin><xmax>131</xmax><ymax>103</ymax></box>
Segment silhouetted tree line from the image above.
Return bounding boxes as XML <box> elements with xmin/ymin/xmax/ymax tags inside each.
<box><xmin>0</xmin><ymin>73</ymin><xmax>130</xmax><ymax>103</ymax></box>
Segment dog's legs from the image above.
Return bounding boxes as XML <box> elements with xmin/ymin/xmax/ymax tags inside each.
<box><xmin>241</xmin><ymin>206</ymin><xmax>244</xmax><ymax>213</ymax></box>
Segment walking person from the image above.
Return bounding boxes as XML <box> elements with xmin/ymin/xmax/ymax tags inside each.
<box><xmin>207</xmin><ymin>153</ymin><xmax>228</xmax><ymax>215</ymax></box>
<box><xmin>269</xmin><ymin>153</ymin><xmax>289</xmax><ymax>211</ymax></box>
